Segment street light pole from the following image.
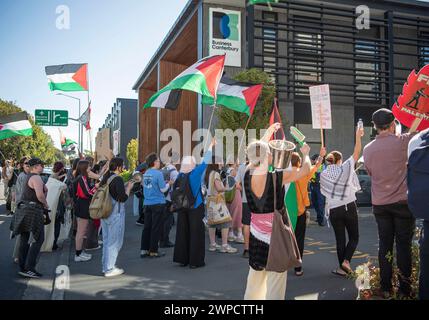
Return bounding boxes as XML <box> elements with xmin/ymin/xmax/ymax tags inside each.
<box><xmin>56</xmin><ymin>93</ymin><xmax>82</xmax><ymax>153</ymax></box>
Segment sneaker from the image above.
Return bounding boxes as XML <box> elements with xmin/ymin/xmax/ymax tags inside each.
<box><xmin>104</xmin><ymin>267</ymin><xmax>124</xmax><ymax>278</ymax></box>
<box><xmin>81</xmin><ymin>252</ymin><xmax>92</xmax><ymax>259</ymax></box>
<box><xmin>136</xmin><ymin>220</ymin><xmax>144</xmax><ymax>226</ymax></box>
<box><xmin>235</xmin><ymin>236</ymin><xmax>245</xmax><ymax>243</ymax></box>
<box><xmin>19</xmin><ymin>270</ymin><xmax>42</xmax><ymax>279</ymax></box>
<box><xmin>149</xmin><ymin>252</ymin><xmax>166</xmax><ymax>258</ymax></box>
<box><xmin>74</xmin><ymin>254</ymin><xmax>92</xmax><ymax>262</ymax></box>
<box><xmin>228</xmin><ymin>234</ymin><xmax>236</xmax><ymax>242</ymax></box>
<box><xmin>209</xmin><ymin>243</ymin><xmax>221</xmax><ymax>252</ymax></box>
<box><xmin>220</xmin><ymin>244</ymin><xmax>238</xmax><ymax>254</ymax></box>
<box><xmin>140</xmin><ymin>250</ymin><xmax>150</xmax><ymax>258</ymax></box>
<box><xmin>98</xmin><ymin>240</ymin><xmax>103</xmax><ymax>245</ymax></box>
<box><xmin>86</xmin><ymin>245</ymin><xmax>101</xmax><ymax>251</ymax></box>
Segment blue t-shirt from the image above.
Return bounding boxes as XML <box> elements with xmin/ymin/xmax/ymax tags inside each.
<box><xmin>143</xmin><ymin>169</ymin><xmax>167</xmax><ymax>205</ymax></box>
<box><xmin>188</xmin><ymin>150</ymin><xmax>212</xmax><ymax>209</ymax></box>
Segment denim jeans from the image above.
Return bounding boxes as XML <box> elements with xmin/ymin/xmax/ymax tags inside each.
<box><xmin>420</xmin><ymin>220</ymin><xmax>429</xmax><ymax>300</ymax></box>
<box><xmin>101</xmin><ymin>199</ymin><xmax>126</xmax><ymax>273</ymax></box>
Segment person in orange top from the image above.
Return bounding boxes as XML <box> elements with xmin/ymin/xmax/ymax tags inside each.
<box><xmin>291</xmin><ymin>147</ymin><xmax>326</xmax><ymax>276</ymax></box>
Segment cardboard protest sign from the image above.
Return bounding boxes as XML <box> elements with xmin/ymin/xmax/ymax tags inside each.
<box><xmin>310</xmin><ymin>84</ymin><xmax>332</xmax><ymax>129</ymax></box>
<box><xmin>392</xmin><ymin>65</ymin><xmax>429</xmax><ymax>132</ymax></box>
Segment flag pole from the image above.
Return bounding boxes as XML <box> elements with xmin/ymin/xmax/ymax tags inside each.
<box><xmin>319</xmin><ymin>103</ymin><xmax>324</xmax><ymax>148</ymax></box>
<box><xmin>85</xmin><ymin>63</ymin><xmax>90</xmax><ymax>155</ymax></box>
<box><xmin>203</xmin><ymin>54</ymin><xmax>225</xmax><ymax>152</ymax></box>
<box><xmin>237</xmin><ymin>115</ymin><xmax>252</xmax><ymax>162</ymax></box>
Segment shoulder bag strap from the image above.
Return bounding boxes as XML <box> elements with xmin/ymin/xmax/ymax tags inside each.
<box><xmin>273</xmin><ymin>171</ymin><xmax>277</xmax><ymax>211</ymax></box>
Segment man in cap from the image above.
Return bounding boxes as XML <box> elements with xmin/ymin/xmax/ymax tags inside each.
<box><xmin>13</xmin><ymin>157</ymin><xmax>49</xmax><ymax>278</ymax></box>
<box><xmin>363</xmin><ymin>108</ymin><xmax>416</xmax><ymax>298</ymax></box>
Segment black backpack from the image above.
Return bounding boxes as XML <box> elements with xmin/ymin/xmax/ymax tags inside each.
<box><xmin>171</xmin><ymin>173</ymin><xmax>197</xmax><ymax>212</ymax></box>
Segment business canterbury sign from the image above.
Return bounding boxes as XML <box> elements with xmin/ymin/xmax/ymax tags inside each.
<box><xmin>209</xmin><ymin>8</ymin><xmax>241</xmax><ymax>67</ymax></box>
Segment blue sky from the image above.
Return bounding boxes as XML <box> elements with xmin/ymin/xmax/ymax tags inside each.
<box><xmin>0</xmin><ymin>0</ymin><xmax>188</xmax><ymax>150</ymax></box>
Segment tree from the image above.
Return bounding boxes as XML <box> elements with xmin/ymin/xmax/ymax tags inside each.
<box><xmin>216</xmin><ymin>69</ymin><xmax>276</xmax><ymax>156</ymax></box>
<box><xmin>126</xmin><ymin>139</ymin><xmax>138</xmax><ymax>171</ymax></box>
<box><xmin>0</xmin><ymin>99</ymin><xmax>59</xmax><ymax>165</ymax></box>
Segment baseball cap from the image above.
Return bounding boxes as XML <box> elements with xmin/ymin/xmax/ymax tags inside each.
<box><xmin>28</xmin><ymin>158</ymin><xmax>44</xmax><ymax>167</ymax></box>
<box><xmin>372</xmin><ymin>108</ymin><xmax>395</xmax><ymax>127</ymax></box>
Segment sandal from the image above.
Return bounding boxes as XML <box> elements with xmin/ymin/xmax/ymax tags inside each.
<box><xmin>341</xmin><ymin>263</ymin><xmax>353</xmax><ymax>274</ymax></box>
<box><xmin>295</xmin><ymin>270</ymin><xmax>304</xmax><ymax>277</ymax></box>
<box><xmin>331</xmin><ymin>268</ymin><xmax>347</xmax><ymax>277</ymax></box>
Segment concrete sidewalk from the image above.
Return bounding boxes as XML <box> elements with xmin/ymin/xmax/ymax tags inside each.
<box><xmin>63</xmin><ymin>203</ymin><xmax>379</xmax><ymax>300</ymax></box>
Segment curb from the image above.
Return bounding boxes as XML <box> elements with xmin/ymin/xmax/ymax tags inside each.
<box><xmin>51</xmin><ymin>237</ymin><xmax>72</xmax><ymax>300</ymax></box>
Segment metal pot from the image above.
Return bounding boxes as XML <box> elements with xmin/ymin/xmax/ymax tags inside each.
<box><xmin>269</xmin><ymin>140</ymin><xmax>296</xmax><ymax>170</ymax></box>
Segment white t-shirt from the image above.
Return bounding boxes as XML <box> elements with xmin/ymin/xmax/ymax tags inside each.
<box><xmin>236</xmin><ymin>164</ymin><xmax>247</xmax><ymax>203</ymax></box>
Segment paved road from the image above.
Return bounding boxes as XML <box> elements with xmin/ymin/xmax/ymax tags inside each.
<box><xmin>0</xmin><ymin>181</ymin><xmax>66</xmax><ymax>300</ymax></box>
<box><xmin>63</xmin><ymin>202</ymin><xmax>379</xmax><ymax>300</ymax></box>
<box><xmin>0</xmin><ymin>180</ymin><xmax>380</xmax><ymax>300</ymax></box>
<box><xmin>0</xmin><ymin>202</ymin><xmax>30</xmax><ymax>300</ymax></box>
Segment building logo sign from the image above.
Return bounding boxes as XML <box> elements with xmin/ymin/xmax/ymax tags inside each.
<box><xmin>209</xmin><ymin>8</ymin><xmax>241</xmax><ymax>67</ymax></box>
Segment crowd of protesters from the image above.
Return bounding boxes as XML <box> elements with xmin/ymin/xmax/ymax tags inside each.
<box><xmin>1</xmin><ymin>107</ymin><xmax>428</xmax><ymax>300</ymax></box>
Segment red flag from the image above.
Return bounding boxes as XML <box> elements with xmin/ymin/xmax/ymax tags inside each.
<box><xmin>269</xmin><ymin>98</ymin><xmax>285</xmax><ymax>140</ymax></box>
<box><xmin>392</xmin><ymin>65</ymin><xmax>429</xmax><ymax>131</ymax></box>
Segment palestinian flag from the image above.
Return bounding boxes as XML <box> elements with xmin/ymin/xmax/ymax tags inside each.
<box><xmin>59</xmin><ymin>129</ymin><xmax>77</xmax><ymax>150</ymax></box>
<box><xmin>248</xmin><ymin>0</ymin><xmax>279</xmax><ymax>4</ymax></box>
<box><xmin>0</xmin><ymin>112</ymin><xmax>33</xmax><ymax>140</ymax></box>
<box><xmin>202</xmin><ymin>76</ymin><xmax>263</xmax><ymax>116</ymax></box>
<box><xmin>144</xmin><ymin>55</ymin><xmax>225</xmax><ymax>110</ymax></box>
<box><xmin>284</xmin><ymin>182</ymin><xmax>298</xmax><ymax>231</ymax></box>
<box><xmin>45</xmin><ymin>64</ymin><xmax>88</xmax><ymax>92</ymax></box>
<box><xmin>79</xmin><ymin>101</ymin><xmax>91</xmax><ymax>130</ymax></box>
<box><xmin>248</xmin><ymin>0</ymin><xmax>279</xmax><ymax>10</ymax></box>
<box><xmin>269</xmin><ymin>98</ymin><xmax>285</xmax><ymax>140</ymax></box>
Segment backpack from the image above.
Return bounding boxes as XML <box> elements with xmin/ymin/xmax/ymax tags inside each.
<box><xmin>408</xmin><ymin>138</ymin><xmax>429</xmax><ymax>221</ymax></box>
<box><xmin>89</xmin><ymin>174</ymin><xmax>117</xmax><ymax>220</ymax></box>
<box><xmin>171</xmin><ymin>173</ymin><xmax>197</xmax><ymax>212</ymax></box>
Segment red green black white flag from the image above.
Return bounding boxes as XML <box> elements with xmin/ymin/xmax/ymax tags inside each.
<box><xmin>202</xmin><ymin>76</ymin><xmax>263</xmax><ymax>116</ymax></box>
<box><xmin>0</xmin><ymin>112</ymin><xmax>33</xmax><ymax>140</ymax></box>
<box><xmin>45</xmin><ymin>63</ymin><xmax>88</xmax><ymax>92</ymax></box>
<box><xmin>144</xmin><ymin>55</ymin><xmax>225</xmax><ymax>110</ymax></box>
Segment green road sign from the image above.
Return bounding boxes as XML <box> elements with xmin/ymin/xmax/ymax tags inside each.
<box><xmin>35</xmin><ymin>109</ymin><xmax>68</xmax><ymax>126</ymax></box>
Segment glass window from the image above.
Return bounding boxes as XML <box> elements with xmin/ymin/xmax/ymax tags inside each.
<box><xmin>293</xmin><ymin>31</ymin><xmax>323</xmax><ymax>96</ymax></box>
<box><xmin>355</xmin><ymin>40</ymin><xmax>381</xmax><ymax>102</ymax></box>
<box><xmin>419</xmin><ymin>31</ymin><xmax>429</xmax><ymax>68</ymax></box>
<box><xmin>262</xmin><ymin>11</ymin><xmax>278</xmax><ymax>83</ymax></box>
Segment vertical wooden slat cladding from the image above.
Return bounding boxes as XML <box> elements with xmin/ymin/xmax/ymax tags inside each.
<box><xmin>138</xmin><ymin>88</ymin><xmax>157</xmax><ymax>162</ymax></box>
<box><xmin>159</xmin><ymin>60</ymin><xmax>198</xmax><ymax>158</ymax></box>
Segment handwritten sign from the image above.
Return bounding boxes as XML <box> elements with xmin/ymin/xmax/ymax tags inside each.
<box><xmin>309</xmin><ymin>84</ymin><xmax>332</xmax><ymax>129</ymax></box>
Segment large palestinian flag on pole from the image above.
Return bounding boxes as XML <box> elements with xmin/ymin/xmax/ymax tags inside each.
<box><xmin>0</xmin><ymin>112</ymin><xmax>33</xmax><ymax>140</ymax></box>
<box><xmin>202</xmin><ymin>76</ymin><xmax>263</xmax><ymax>116</ymax></box>
<box><xmin>45</xmin><ymin>64</ymin><xmax>88</xmax><ymax>92</ymax></box>
<box><xmin>144</xmin><ymin>55</ymin><xmax>225</xmax><ymax>110</ymax></box>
